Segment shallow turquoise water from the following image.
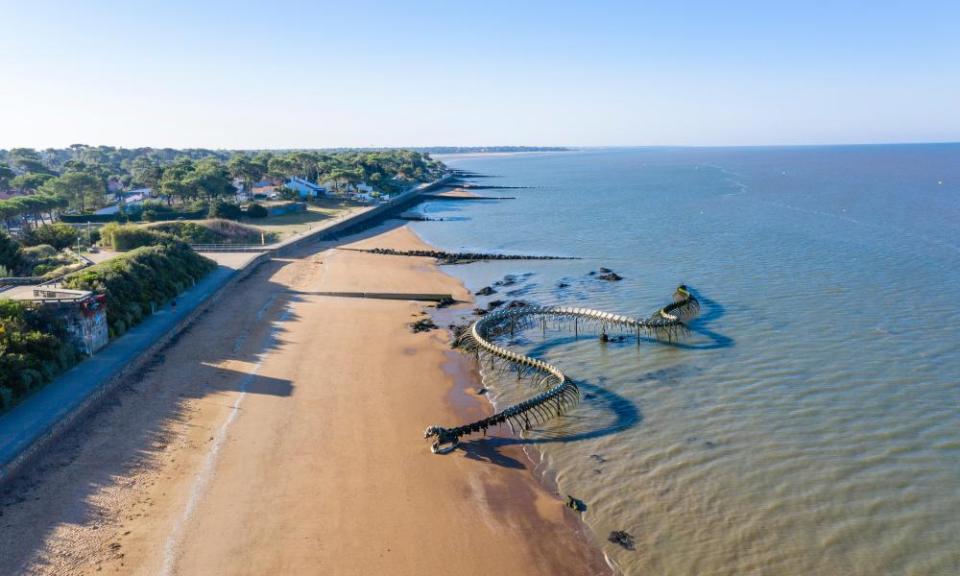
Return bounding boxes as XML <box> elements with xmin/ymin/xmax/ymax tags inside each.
<box><xmin>410</xmin><ymin>146</ymin><xmax>960</xmax><ymax>575</ymax></box>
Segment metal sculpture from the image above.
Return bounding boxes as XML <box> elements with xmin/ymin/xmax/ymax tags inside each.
<box><xmin>424</xmin><ymin>285</ymin><xmax>700</xmax><ymax>453</ymax></box>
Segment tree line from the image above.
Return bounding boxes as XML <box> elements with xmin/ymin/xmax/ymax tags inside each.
<box><xmin>0</xmin><ymin>146</ymin><xmax>445</xmax><ymax>228</ymax></box>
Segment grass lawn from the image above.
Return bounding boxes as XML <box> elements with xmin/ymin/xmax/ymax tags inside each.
<box><xmin>254</xmin><ymin>200</ymin><xmax>368</xmax><ymax>238</ymax></box>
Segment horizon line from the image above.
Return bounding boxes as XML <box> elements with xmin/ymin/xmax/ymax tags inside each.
<box><xmin>2</xmin><ymin>140</ymin><xmax>959</xmax><ymax>153</ymax></box>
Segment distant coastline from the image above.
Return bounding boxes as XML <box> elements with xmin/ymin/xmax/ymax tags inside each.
<box><xmin>414</xmin><ymin>146</ymin><xmax>571</xmax><ymax>154</ymax></box>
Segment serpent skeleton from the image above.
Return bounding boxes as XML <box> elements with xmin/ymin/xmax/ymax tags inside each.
<box><xmin>424</xmin><ymin>285</ymin><xmax>700</xmax><ymax>453</ymax></box>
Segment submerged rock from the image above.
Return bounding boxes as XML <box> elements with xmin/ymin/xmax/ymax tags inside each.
<box><xmin>475</xmin><ymin>286</ymin><xmax>497</xmax><ymax>296</ymax></box>
<box><xmin>598</xmin><ymin>272</ymin><xmax>623</xmax><ymax>281</ymax></box>
<box><xmin>494</xmin><ymin>274</ymin><xmax>519</xmax><ymax>287</ymax></box>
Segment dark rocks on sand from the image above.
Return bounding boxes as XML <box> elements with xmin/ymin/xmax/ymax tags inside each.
<box><xmin>486</xmin><ymin>300</ymin><xmax>506</xmax><ymax>310</ymax></box>
<box><xmin>608</xmin><ymin>530</ymin><xmax>636</xmax><ymax>550</ymax></box>
<box><xmin>475</xmin><ymin>286</ymin><xmax>497</xmax><ymax>296</ymax></box>
<box><xmin>566</xmin><ymin>495</ymin><xmax>587</xmax><ymax>512</ymax></box>
<box><xmin>410</xmin><ymin>318</ymin><xmax>438</xmax><ymax>333</ymax></box>
<box><xmin>472</xmin><ymin>307</ymin><xmax>488</xmax><ymax>316</ymax></box>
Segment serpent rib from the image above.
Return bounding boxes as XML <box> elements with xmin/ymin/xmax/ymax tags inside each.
<box><xmin>424</xmin><ymin>285</ymin><xmax>700</xmax><ymax>453</ymax></box>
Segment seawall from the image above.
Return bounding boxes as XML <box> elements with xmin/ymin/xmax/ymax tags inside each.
<box><xmin>0</xmin><ymin>176</ymin><xmax>452</xmax><ymax>484</ymax></box>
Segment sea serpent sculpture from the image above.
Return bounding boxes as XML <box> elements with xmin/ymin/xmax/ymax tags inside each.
<box><xmin>424</xmin><ymin>285</ymin><xmax>700</xmax><ymax>453</ymax></box>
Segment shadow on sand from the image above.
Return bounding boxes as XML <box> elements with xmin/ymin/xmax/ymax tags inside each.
<box><xmin>0</xmin><ymin>219</ymin><xmax>416</xmax><ymax>573</ymax></box>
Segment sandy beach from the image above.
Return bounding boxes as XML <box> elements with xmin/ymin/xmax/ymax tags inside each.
<box><xmin>0</xmin><ymin>222</ymin><xmax>609</xmax><ymax>575</ymax></box>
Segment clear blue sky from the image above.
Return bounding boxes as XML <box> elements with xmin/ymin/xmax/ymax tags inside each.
<box><xmin>1</xmin><ymin>0</ymin><xmax>957</xmax><ymax>149</ymax></box>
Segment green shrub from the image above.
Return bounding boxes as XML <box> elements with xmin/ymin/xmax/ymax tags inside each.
<box><xmin>20</xmin><ymin>244</ymin><xmax>76</xmax><ymax>277</ymax></box>
<box><xmin>245</xmin><ymin>203</ymin><xmax>268</xmax><ymax>218</ymax></box>
<box><xmin>88</xmin><ymin>229</ymin><xmax>101</xmax><ymax>244</ymax></box>
<box><xmin>22</xmin><ymin>223</ymin><xmax>79</xmax><ymax>250</ymax></box>
<box><xmin>62</xmin><ymin>242</ymin><xmax>217</xmax><ymax>337</ymax></box>
<box><xmin>100</xmin><ymin>223</ymin><xmax>175</xmax><ymax>251</ymax></box>
<box><xmin>32</xmin><ymin>263</ymin><xmax>57</xmax><ymax>275</ymax></box>
<box><xmin>208</xmin><ymin>200</ymin><xmax>242</xmax><ymax>220</ymax></box>
<box><xmin>60</xmin><ymin>207</ymin><xmax>208</xmax><ymax>224</ymax></box>
<box><xmin>0</xmin><ymin>231</ymin><xmax>23</xmax><ymax>273</ymax></box>
<box><xmin>22</xmin><ymin>244</ymin><xmax>58</xmax><ymax>259</ymax></box>
<box><xmin>0</xmin><ymin>299</ymin><xmax>79</xmax><ymax>412</ymax></box>
<box><xmin>145</xmin><ymin>219</ymin><xmax>273</xmax><ymax>244</ymax></box>
<box><xmin>146</xmin><ymin>221</ymin><xmax>219</xmax><ymax>244</ymax></box>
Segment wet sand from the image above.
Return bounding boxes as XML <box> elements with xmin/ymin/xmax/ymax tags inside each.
<box><xmin>0</xmin><ymin>223</ymin><xmax>609</xmax><ymax>575</ymax></box>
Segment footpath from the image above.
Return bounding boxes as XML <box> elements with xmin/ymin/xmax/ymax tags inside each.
<box><xmin>0</xmin><ymin>177</ymin><xmax>451</xmax><ymax>481</ymax></box>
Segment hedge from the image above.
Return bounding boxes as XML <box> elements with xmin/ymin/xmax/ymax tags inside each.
<box><xmin>62</xmin><ymin>242</ymin><xmax>217</xmax><ymax>337</ymax></box>
<box><xmin>59</xmin><ymin>209</ymin><xmax>207</xmax><ymax>224</ymax></box>
<box><xmin>99</xmin><ymin>223</ymin><xmax>173</xmax><ymax>251</ymax></box>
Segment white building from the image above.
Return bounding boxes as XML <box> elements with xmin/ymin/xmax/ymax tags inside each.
<box><xmin>285</xmin><ymin>177</ymin><xmax>327</xmax><ymax>199</ymax></box>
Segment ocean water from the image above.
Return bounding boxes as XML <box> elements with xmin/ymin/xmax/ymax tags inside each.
<box><xmin>410</xmin><ymin>146</ymin><xmax>960</xmax><ymax>576</ymax></box>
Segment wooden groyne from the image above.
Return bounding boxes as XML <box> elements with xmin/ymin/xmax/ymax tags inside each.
<box><xmin>302</xmin><ymin>291</ymin><xmax>454</xmax><ymax>303</ymax></box>
<box><xmin>424</xmin><ymin>286</ymin><xmax>700</xmax><ymax>453</ymax></box>
<box><xmin>337</xmin><ymin>247</ymin><xmax>576</xmax><ymax>264</ymax></box>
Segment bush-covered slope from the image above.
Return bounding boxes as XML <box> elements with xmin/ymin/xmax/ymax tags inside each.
<box><xmin>63</xmin><ymin>241</ymin><xmax>217</xmax><ymax>337</ymax></box>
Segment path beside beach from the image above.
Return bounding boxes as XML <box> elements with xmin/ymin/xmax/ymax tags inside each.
<box><xmin>0</xmin><ymin>223</ymin><xmax>608</xmax><ymax>575</ymax></box>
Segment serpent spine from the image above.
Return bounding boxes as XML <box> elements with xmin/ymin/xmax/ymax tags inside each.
<box><xmin>424</xmin><ymin>285</ymin><xmax>700</xmax><ymax>453</ymax></box>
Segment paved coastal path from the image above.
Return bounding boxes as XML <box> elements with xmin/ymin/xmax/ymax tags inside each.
<box><xmin>0</xmin><ymin>261</ymin><xmax>247</xmax><ymax>480</ymax></box>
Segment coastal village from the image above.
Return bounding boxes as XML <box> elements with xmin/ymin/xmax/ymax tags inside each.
<box><xmin>0</xmin><ymin>147</ymin><xmax>444</xmax><ymax>410</ymax></box>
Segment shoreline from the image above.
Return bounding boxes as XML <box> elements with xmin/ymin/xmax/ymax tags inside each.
<box><xmin>0</xmin><ymin>220</ymin><xmax>610</xmax><ymax>575</ymax></box>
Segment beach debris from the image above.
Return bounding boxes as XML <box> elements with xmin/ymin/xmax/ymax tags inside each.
<box><xmin>477</xmin><ymin>387</ymin><xmax>488</xmax><ymax>395</ymax></box>
<box><xmin>424</xmin><ymin>285</ymin><xmax>701</xmax><ymax>453</ymax></box>
<box><xmin>475</xmin><ymin>286</ymin><xmax>497</xmax><ymax>296</ymax></box>
<box><xmin>608</xmin><ymin>530</ymin><xmax>636</xmax><ymax>550</ymax></box>
<box><xmin>590</xmin><ymin>454</ymin><xmax>607</xmax><ymax>464</ymax></box>
<box><xmin>566</xmin><ymin>495</ymin><xmax>587</xmax><ymax>512</ymax></box>
<box><xmin>410</xmin><ymin>318</ymin><xmax>438</xmax><ymax>333</ymax></box>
